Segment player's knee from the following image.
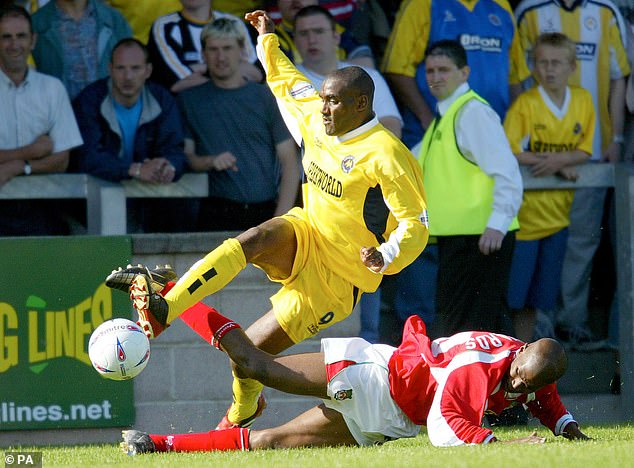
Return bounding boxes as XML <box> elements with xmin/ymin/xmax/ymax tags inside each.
<box><xmin>238</xmin><ymin>218</ymin><xmax>294</xmax><ymax>261</ymax></box>
<box><xmin>230</xmin><ymin>360</ymin><xmax>255</xmax><ymax>380</ymax></box>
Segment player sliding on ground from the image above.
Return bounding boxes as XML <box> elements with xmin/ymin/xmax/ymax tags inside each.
<box><xmin>106</xmin><ymin>8</ymin><xmax>429</xmax><ymax>430</ymax></box>
<box><xmin>120</xmin><ymin>303</ymin><xmax>589</xmax><ymax>454</ymax></box>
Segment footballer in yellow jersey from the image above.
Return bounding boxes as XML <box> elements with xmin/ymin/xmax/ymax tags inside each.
<box><xmin>259</xmin><ymin>36</ymin><xmax>429</xmax><ymax>292</ymax></box>
<box><xmin>107</xmin><ymin>9</ymin><xmax>428</xmax><ymax>429</ymax></box>
<box><xmin>504</xmin><ymin>84</ymin><xmax>595</xmax><ymax>240</ymax></box>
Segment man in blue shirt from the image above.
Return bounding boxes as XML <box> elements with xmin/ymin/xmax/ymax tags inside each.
<box><xmin>73</xmin><ymin>38</ymin><xmax>188</xmax><ymax>232</ymax></box>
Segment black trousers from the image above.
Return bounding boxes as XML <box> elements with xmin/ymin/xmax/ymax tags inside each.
<box><xmin>434</xmin><ymin>231</ymin><xmax>516</xmax><ymax>338</ymax></box>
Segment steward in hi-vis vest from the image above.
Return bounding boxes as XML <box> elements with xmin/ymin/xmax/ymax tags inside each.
<box><xmin>417</xmin><ymin>39</ymin><xmax>522</xmax><ymax>338</ymax></box>
<box><xmin>419</xmin><ymin>89</ymin><xmax>520</xmax><ymax>236</ymax></box>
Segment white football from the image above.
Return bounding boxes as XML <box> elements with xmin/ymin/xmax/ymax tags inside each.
<box><xmin>88</xmin><ymin>318</ymin><xmax>151</xmax><ymax>381</ymax></box>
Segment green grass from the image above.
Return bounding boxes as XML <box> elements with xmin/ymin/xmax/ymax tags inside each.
<box><xmin>8</xmin><ymin>425</ymin><xmax>634</xmax><ymax>467</ymax></box>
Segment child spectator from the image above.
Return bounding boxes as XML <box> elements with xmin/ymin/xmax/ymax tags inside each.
<box><xmin>504</xmin><ymin>32</ymin><xmax>595</xmax><ymax>342</ymax></box>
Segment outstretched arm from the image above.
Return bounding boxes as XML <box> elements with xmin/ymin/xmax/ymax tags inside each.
<box><xmin>245</xmin><ymin>10</ymin><xmax>321</xmax><ymax>147</ymax></box>
<box><xmin>245</xmin><ymin>10</ymin><xmax>275</xmax><ymax>36</ymax></box>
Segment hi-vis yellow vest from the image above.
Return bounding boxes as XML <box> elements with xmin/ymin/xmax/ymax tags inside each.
<box><xmin>419</xmin><ymin>90</ymin><xmax>519</xmax><ymax>236</ymax></box>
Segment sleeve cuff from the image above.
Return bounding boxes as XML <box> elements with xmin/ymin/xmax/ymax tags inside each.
<box><xmin>554</xmin><ymin>413</ymin><xmax>576</xmax><ymax>436</ymax></box>
<box><xmin>487</xmin><ymin>211</ymin><xmax>515</xmax><ymax>234</ymax></box>
<box><xmin>375</xmin><ymin>244</ymin><xmax>393</xmax><ymax>273</ymax></box>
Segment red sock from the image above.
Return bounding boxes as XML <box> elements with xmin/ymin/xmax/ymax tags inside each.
<box><xmin>150</xmin><ymin>428</ymin><xmax>249</xmax><ymax>452</ymax></box>
<box><xmin>158</xmin><ymin>281</ymin><xmax>240</xmax><ymax>348</ymax></box>
<box><xmin>179</xmin><ymin>304</ymin><xmax>241</xmax><ymax>349</ymax></box>
<box><xmin>159</xmin><ymin>281</ymin><xmax>176</xmax><ymax>295</ymax></box>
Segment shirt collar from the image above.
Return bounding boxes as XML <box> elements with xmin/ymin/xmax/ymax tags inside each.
<box><xmin>336</xmin><ymin>115</ymin><xmax>380</xmax><ymax>143</ymax></box>
<box><xmin>554</xmin><ymin>0</ymin><xmax>585</xmax><ymax>12</ymax></box>
<box><xmin>437</xmin><ymin>82</ymin><xmax>470</xmax><ymax>116</ymax></box>
<box><xmin>0</xmin><ymin>68</ymin><xmax>12</xmax><ymax>88</ymax></box>
<box><xmin>0</xmin><ymin>66</ymin><xmax>32</xmax><ymax>88</ymax></box>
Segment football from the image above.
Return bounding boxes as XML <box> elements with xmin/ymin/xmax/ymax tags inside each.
<box><xmin>88</xmin><ymin>318</ymin><xmax>151</xmax><ymax>381</ymax></box>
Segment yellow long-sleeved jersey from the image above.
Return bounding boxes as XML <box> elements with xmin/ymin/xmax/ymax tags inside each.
<box><xmin>258</xmin><ymin>33</ymin><xmax>429</xmax><ymax>292</ymax></box>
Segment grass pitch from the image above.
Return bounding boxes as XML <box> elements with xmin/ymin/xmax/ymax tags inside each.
<box><xmin>10</xmin><ymin>425</ymin><xmax>633</xmax><ymax>468</ymax></box>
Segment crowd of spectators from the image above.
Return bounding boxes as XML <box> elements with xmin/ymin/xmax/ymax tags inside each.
<box><xmin>0</xmin><ymin>0</ymin><xmax>632</xmax><ymax>372</ymax></box>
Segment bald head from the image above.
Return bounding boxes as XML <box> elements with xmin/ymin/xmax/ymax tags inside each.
<box><xmin>524</xmin><ymin>338</ymin><xmax>568</xmax><ymax>386</ymax></box>
<box><xmin>505</xmin><ymin>338</ymin><xmax>568</xmax><ymax>394</ymax></box>
<box><xmin>325</xmin><ymin>66</ymin><xmax>375</xmax><ymax>104</ymax></box>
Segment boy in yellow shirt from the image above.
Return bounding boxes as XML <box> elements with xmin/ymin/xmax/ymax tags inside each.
<box><xmin>504</xmin><ymin>32</ymin><xmax>595</xmax><ymax>342</ymax></box>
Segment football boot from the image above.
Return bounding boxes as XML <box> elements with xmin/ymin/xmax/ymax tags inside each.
<box><xmin>129</xmin><ymin>273</ymin><xmax>170</xmax><ymax>339</ymax></box>
<box><xmin>106</xmin><ymin>264</ymin><xmax>177</xmax><ymax>294</ymax></box>
<box><xmin>121</xmin><ymin>430</ymin><xmax>155</xmax><ymax>455</ymax></box>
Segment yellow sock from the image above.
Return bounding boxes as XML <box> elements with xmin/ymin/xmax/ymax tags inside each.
<box><xmin>228</xmin><ymin>374</ymin><xmax>264</xmax><ymax>425</ymax></box>
<box><xmin>164</xmin><ymin>238</ymin><xmax>246</xmax><ymax>323</ymax></box>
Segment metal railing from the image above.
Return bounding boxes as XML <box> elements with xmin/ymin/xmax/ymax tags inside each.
<box><xmin>0</xmin><ymin>173</ymin><xmax>208</xmax><ymax>235</ymax></box>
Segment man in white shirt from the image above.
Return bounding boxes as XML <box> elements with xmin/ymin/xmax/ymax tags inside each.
<box><xmin>293</xmin><ymin>5</ymin><xmax>401</xmax><ymax>138</ymax></box>
<box><xmin>0</xmin><ymin>5</ymin><xmax>82</xmax><ymax>235</ymax></box>
<box><xmin>416</xmin><ymin>39</ymin><xmax>523</xmax><ymax>338</ymax></box>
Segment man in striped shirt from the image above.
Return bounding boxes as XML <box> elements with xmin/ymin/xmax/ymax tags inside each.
<box><xmin>147</xmin><ymin>0</ymin><xmax>261</xmax><ymax>92</ymax></box>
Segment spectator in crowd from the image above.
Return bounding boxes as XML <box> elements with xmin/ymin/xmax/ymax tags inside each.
<box><xmin>0</xmin><ymin>5</ymin><xmax>82</xmax><ymax>235</ymax></box>
<box><xmin>382</xmin><ymin>0</ymin><xmax>530</xmax><ymax>149</ymax></box>
<box><xmin>104</xmin><ymin>0</ymin><xmax>180</xmax><ymax>44</ymax></box>
<box><xmin>515</xmin><ymin>0</ymin><xmax>630</xmax><ymax>348</ymax></box>
<box><xmin>293</xmin><ymin>6</ymin><xmax>401</xmax><ymax>136</ymax></box>
<box><xmin>148</xmin><ymin>0</ymin><xmax>262</xmax><ymax>93</ymax></box>
<box><xmin>72</xmin><ymin>38</ymin><xmax>188</xmax><ymax>233</ymax></box>
<box><xmin>31</xmin><ymin>0</ymin><xmax>131</xmax><ymax>100</ymax></box>
<box><xmin>504</xmin><ymin>33</ymin><xmax>595</xmax><ymax>342</ymax></box>
<box><xmin>5</xmin><ymin>0</ymin><xmax>46</xmax><ymax>69</ymax></box>
<box><xmin>119</xmin><ymin>305</ymin><xmax>589</xmax><ymax>454</ymax></box>
<box><xmin>177</xmin><ymin>18</ymin><xmax>300</xmax><ymax>231</ymax></box>
<box><xmin>270</xmin><ymin>0</ymin><xmax>374</xmax><ymax>67</ymax></box>
<box><xmin>416</xmin><ymin>40</ymin><xmax>522</xmax><ymax>338</ymax></box>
